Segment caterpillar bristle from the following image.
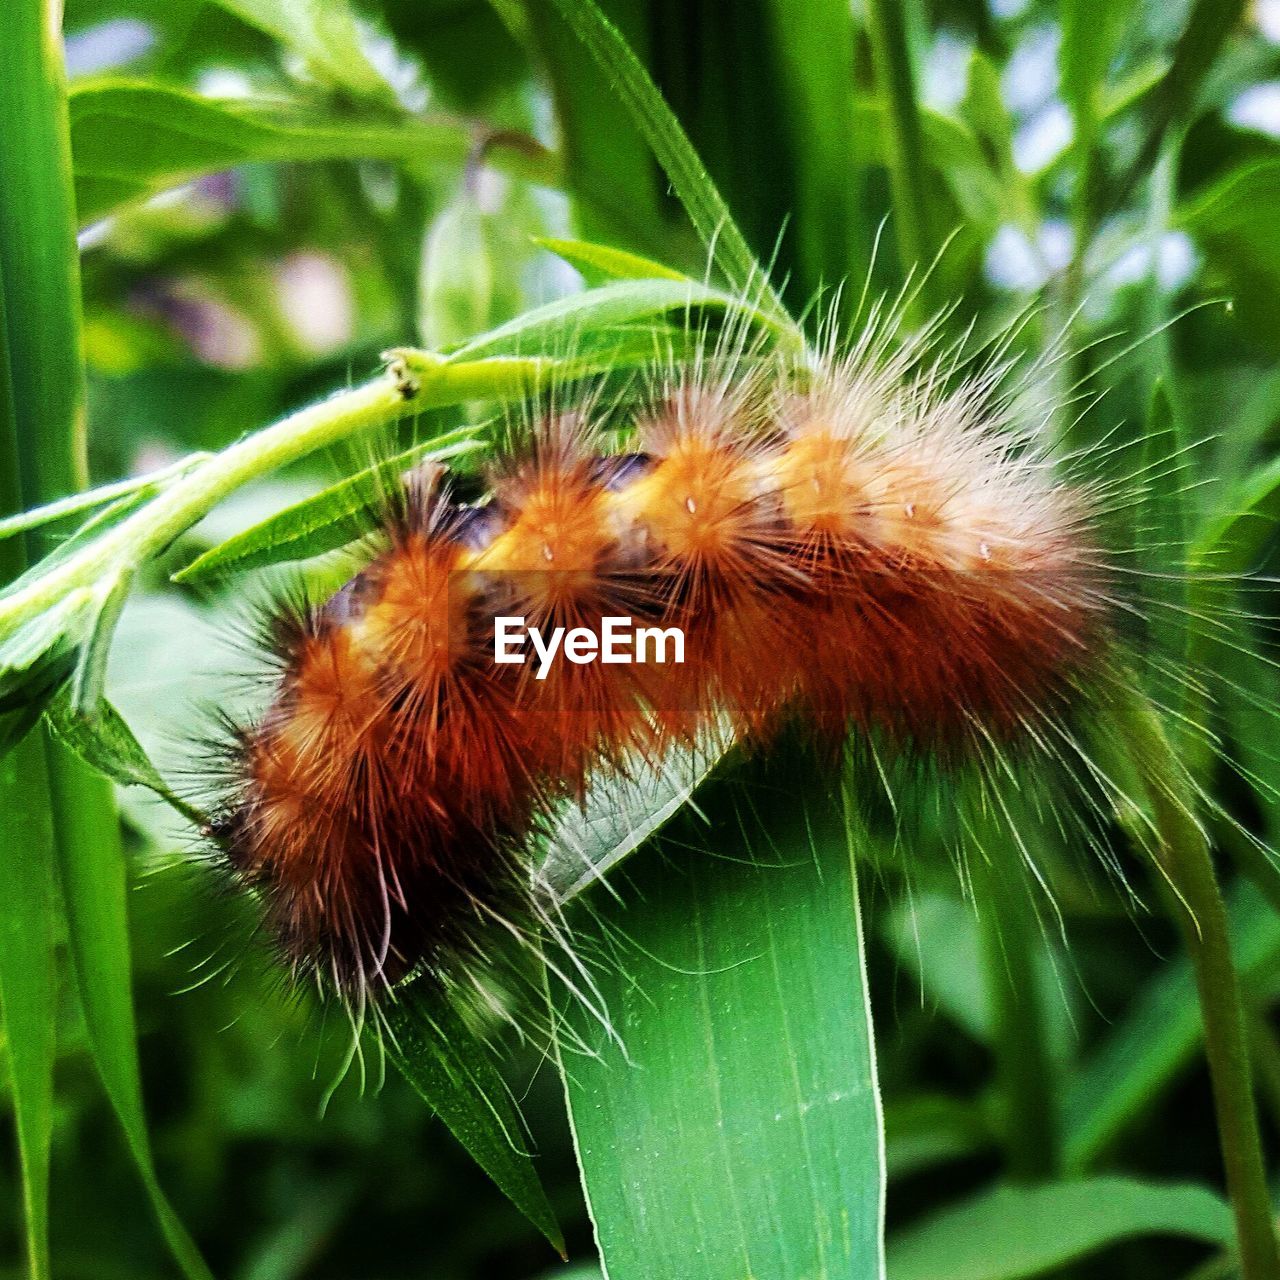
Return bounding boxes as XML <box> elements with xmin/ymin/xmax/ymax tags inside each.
<box><xmin>209</xmin><ymin>323</ymin><xmax>1130</xmax><ymax>1005</ymax></box>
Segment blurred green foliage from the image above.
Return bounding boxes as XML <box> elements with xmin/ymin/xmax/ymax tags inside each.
<box><xmin>5</xmin><ymin>0</ymin><xmax>1280</xmax><ymax>1276</ymax></box>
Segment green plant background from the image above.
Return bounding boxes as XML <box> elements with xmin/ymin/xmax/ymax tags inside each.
<box><xmin>4</xmin><ymin>0</ymin><xmax>1280</xmax><ymax>1278</ymax></box>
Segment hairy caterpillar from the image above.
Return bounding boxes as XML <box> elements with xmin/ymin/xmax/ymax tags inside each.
<box><xmin>203</xmin><ymin>313</ymin><xmax>1136</xmax><ymax>1007</ymax></box>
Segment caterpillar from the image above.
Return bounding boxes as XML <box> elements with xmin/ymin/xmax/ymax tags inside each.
<box><xmin>209</xmin><ymin>324</ymin><xmax>1120</xmax><ymax>1006</ymax></box>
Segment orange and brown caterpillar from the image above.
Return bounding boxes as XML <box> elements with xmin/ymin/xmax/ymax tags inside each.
<box><xmin>210</xmin><ymin>345</ymin><xmax>1111</xmax><ymax>1002</ymax></box>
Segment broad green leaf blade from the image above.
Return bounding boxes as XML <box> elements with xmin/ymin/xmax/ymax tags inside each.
<box><xmin>69</xmin><ymin>81</ymin><xmax>558</xmax><ymax>228</ymax></box>
<box><xmin>45</xmin><ymin>743</ymin><xmax>214</xmax><ymax>1280</ymax></box>
<box><xmin>0</xmin><ymin>737</ymin><xmax>58</xmax><ymax>1280</ymax></box>
<box><xmin>538</xmin><ymin>0</ymin><xmax>792</xmax><ymax>329</ymax></box>
<box><xmin>887</xmin><ymin>1178</ymin><xmax>1232</xmax><ymax>1280</ymax></box>
<box><xmin>556</xmin><ymin>752</ymin><xmax>885</xmax><ymax>1279</ymax></box>
<box><xmin>173</xmin><ymin>429</ymin><xmax>484</xmax><ymax>584</ymax></box>
<box><xmin>384</xmin><ymin>993</ymin><xmax>564</xmax><ymax>1256</ymax></box>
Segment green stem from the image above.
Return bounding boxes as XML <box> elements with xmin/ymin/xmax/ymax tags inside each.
<box><xmin>865</xmin><ymin>0</ymin><xmax>931</xmax><ymax>303</ymax></box>
<box><xmin>1117</xmin><ymin>687</ymin><xmax>1279</xmax><ymax>1280</ymax></box>
<box><xmin>0</xmin><ymin>354</ymin><xmax>545</xmax><ymax>633</ymax></box>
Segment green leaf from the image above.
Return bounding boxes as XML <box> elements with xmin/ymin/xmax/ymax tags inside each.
<box><xmin>866</xmin><ymin>0</ymin><xmax>933</xmax><ymax>290</ymax></box>
<box><xmin>0</xmin><ymin>585</ymin><xmax>92</xmax><ymax>708</ymax></box>
<box><xmin>0</xmin><ymin>65</ymin><xmax>58</xmax><ymax>1274</ymax></box>
<box><xmin>173</xmin><ymin>428</ymin><xmax>484</xmax><ymax>584</ymax></box>
<box><xmin>45</xmin><ymin>692</ymin><xmax>207</xmax><ymax>828</ymax></box>
<box><xmin>887</xmin><ymin>1178</ymin><xmax>1233</xmax><ymax>1280</ymax></box>
<box><xmin>537</xmin><ymin>0</ymin><xmax>792</xmax><ymax>328</ymax></box>
<box><xmin>1131</xmin><ymin>0</ymin><xmax>1248</xmax><ymax>180</ymax></box>
<box><xmin>534</xmin><ymin>237</ymin><xmax>690</xmax><ymax>285</ymax></box>
<box><xmin>884</xmin><ymin>1095</ymin><xmax>993</xmax><ymax>1182</ymax></box>
<box><xmin>1059</xmin><ymin>0</ymin><xmax>1136</xmax><ymax>140</ymax></box>
<box><xmin>1191</xmin><ymin>418</ymin><xmax>1280</xmax><ymax>575</ymax></box>
<box><xmin>0</xmin><ymin>737</ymin><xmax>59</xmax><ymax>1280</ymax></box>
<box><xmin>204</xmin><ymin>0</ymin><xmax>392</xmax><ymax>101</ymax></box>
<box><xmin>556</xmin><ymin>751</ymin><xmax>884</xmax><ymax>1279</ymax></box>
<box><xmin>1138</xmin><ymin>382</ymin><xmax>1191</xmax><ymax>665</ymax></box>
<box><xmin>383</xmin><ymin>992</ymin><xmax>564</xmax><ymax>1256</ymax></box>
<box><xmin>1</xmin><ymin>8</ymin><xmax>212</xmax><ymax>1275</ymax></box>
<box><xmin>850</xmin><ymin>96</ymin><xmax>1006</xmax><ymax>236</ymax></box>
<box><xmin>1178</xmin><ymin>160</ymin><xmax>1280</xmax><ymax>350</ymax></box>
<box><xmin>421</xmin><ymin>199</ymin><xmax>501</xmax><ymax>351</ymax></box>
<box><xmin>539</xmin><ymin>735</ymin><xmax>730</xmax><ymax>904</ymax></box>
<box><xmin>68</xmin><ymin>570</ymin><xmax>132</xmax><ymax>716</ymax></box>
<box><xmin>449</xmin><ymin>278</ymin><xmax>800</xmax><ymax>362</ymax></box>
<box><xmin>757</xmin><ymin>0</ymin><xmax>868</xmax><ymax>301</ymax></box>
<box><xmin>70</xmin><ymin>80</ymin><xmax>556</xmax><ymax>228</ymax></box>
<box><xmin>0</xmin><ymin>453</ymin><xmax>207</xmax><ymax>542</ymax></box>
<box><xmin>44</xmin><ymin>742</ymin><xmax>215</xmax><ymax>1280</ymax></box>
<box><xmin>1065</xmin><ymin>882</ymin><xmax>1280</xmax><ymax>1169</ymax></box>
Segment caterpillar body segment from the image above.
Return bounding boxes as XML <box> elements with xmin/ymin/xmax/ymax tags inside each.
<box><xmin>213</xmin><ymin>349</ymin><xmax>1112</xmax><ymax>1000</ymax></box>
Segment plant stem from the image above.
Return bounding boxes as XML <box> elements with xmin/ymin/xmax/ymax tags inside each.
<box><xmin>1117</xmin><ymin>686</ymin><xmax>1279</xmax><ymax>1280</ymax></box>
<box><xmin>0</xmin><ymin>354</ymin><xmax>543</xmax><ymax>632</ymax></box>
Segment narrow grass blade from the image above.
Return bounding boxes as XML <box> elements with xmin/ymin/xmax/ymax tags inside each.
<box><xmin>0</xmin><ymin>739</ymin><xmax>58</xmax><ymax>1280</ymax></box>
<box><xmin>536</xmin><ymin>0</ymin><xmax>792</xmax><ymax>329</ymax></box>
<box><xmin>534</xmin><ymin>237</ymin><xmax>689</xmax><ymax>284</ymax></box>
<box><xmin>1117</xmin><ymin>0</ymin><xmax>1248</xmax><ymax>204</ymax></box>
<box><xmin>866</xmin><ymin>0</ymin><xmax>932</xmax><ymax>294</ymax></box>
<box><xmin>47</xmin><ymin>745</ymin><xmax>215</xmax><ymax>1279</ymax></box>
<box><xmin>384</xmin><ymin>993</ymin><xmax>564</xmax><ymax>1256</ymax></box>
<box><xmin>1</xmin><ymin>6</ymin><xmax>212</xmax><ymax>1275</ymax></box>
<box><xmin>70</xmin><ymin>81</ymin><xmax>559</xmax><ymax>228</ymax></box>
<box><xmin>448</xmin><ymin>278</ymin><xmax>800</xmax><ymax>361</ymax></box>
<box><xmin>887</xmin><ymin>1177</ymin><xmax>1232</xmax><ymax>1280</ymax></box>
<box><xmin>0</xmin><ymin>59</ymin><xmax>59</xmax><ymax>1280</ymax></box>
<box><xmin>172</xmin><ymin>428</ymin><xmax>484</xmax><ymax>584</ymax></box>
<box><xmin>556</xmin><ymin>751</ymin><xmax>885</xmax><ymax>1279</ymax></box>
<box><xmin>758</xmin><ymin>0</ymin><xmax>868</xmax><ymax>306</ymax></box>
<box><xmin>1065</xmin><ymin>882</ymin><xmax>1280</xmax><ymax>1169</ymax></box>
<box><xmin>0</xmin><ymin>454</ymin><xmax>207</xmax><ymax>542</ymax></box>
